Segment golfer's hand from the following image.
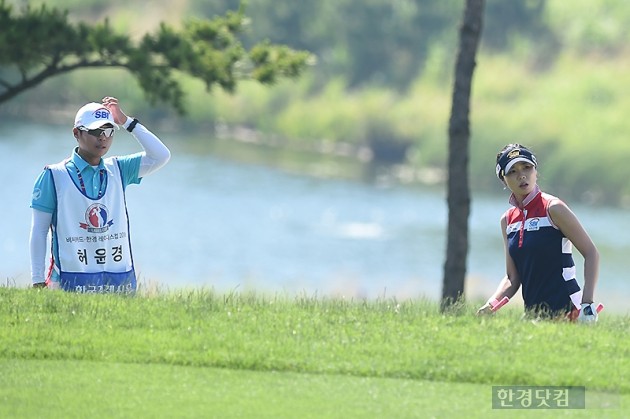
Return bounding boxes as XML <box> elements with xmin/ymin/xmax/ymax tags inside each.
<box><xmin>476</xmin><ymin>303</ymin><xmax>493</xmax><ymax>316</ymax></box>
<box><xmin>577</xmin><ymin>303</ymin><xmax>598</xmax><ymax>323</ymax></box>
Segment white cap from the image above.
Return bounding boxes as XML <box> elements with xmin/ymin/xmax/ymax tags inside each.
<box><xmin>74</xmin><ymin>102</ymin><xmax>119</xmax><ymax>129</ymax></box>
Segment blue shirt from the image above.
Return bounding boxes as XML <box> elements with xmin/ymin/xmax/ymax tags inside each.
<box><xmin>31</xmin><ymin>148</ymin><xmax>143</xmax><ymax>213</ymax></box>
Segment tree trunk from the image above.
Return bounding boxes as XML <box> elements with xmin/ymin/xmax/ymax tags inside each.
<box><xmin>441</xmin><ymin>0</ymin><xmax>484</xmax><ymax>311</ymax></box>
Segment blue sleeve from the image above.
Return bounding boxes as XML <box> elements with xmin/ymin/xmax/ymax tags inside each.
<box><xmin>30</xmin><ymin>168</ymin><xmax>56</xmax><ymax>213</ymax></box>
<box><xmin>116</xmin><ymin>153</ymin><xmax>143</xmax><ymax>188</ymax></box>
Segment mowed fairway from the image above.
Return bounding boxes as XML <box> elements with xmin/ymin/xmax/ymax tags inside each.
<box><xmin>1</xmin><ymin>288</ymin><xmax>628</xmax><ymax>418</ymax></box>
<box><xmin>1</xmin><ymin>359</ymin><xmax>496</xmax><ymax>418</ymax></box>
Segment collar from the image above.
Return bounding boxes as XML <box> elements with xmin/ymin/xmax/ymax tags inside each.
<box><xmin>71</xmin><ymin>147</ymin><xmax>104</xmax><ymax>172</ymax></box>
<box><xmin>508</xmin><ymin>184</ymin><xmax>541</xmax><ymax>209</ymax></box>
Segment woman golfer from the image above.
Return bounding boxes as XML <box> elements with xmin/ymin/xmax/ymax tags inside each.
<box><xmin>477</xmin><ymin>144</ymin><xmax>600</xmax><ymax>322</ymax></box>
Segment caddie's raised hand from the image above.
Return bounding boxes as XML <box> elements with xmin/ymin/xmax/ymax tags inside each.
<box><xmin>577</xmin><ymin>303</ymin><xmax>598</xmax><ymax>323</ymax></box>
<box><xmin>102</xmin><ymin>96</ymin><xmax>129</xmax><ymax>126</ymax></box>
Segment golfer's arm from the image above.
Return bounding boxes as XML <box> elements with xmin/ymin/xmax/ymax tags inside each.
<box><xmin>488</xmin><ymin>274</ymin><xmax>520</xmax><ymax>301</ymax></box>
<box><xmin>126</xmin><ymin>118</ymin><xmax>171</xmax><ymax>177</ymax></box>
<box><xmin>489</xmin><ymin>214</ymin><xmax>521</xmax><ymax>301</ymax></box>
<box><xmin>30</xmin><ymin>209</ymin><xmax>52</xmax><ymax>285</ymax></box>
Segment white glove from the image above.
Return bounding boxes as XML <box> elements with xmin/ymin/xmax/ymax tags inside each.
<box><xmin>577</xmin><ymin>303</ymin><xmax>598</xmax><ymax>323</ymax></box>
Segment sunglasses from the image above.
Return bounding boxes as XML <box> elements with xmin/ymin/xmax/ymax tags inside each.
<box><xmin>78</xmin><ymin>126</ymin><xmax>115</xmax><ymax>138</ymax></box>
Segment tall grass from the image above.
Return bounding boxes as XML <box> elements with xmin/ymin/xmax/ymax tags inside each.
<box><xmin>2</xmin><ymin>288</ymin><xmax>629</xmax><ymax>393</ymax></box>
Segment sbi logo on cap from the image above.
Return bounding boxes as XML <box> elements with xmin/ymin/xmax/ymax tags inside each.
<box><xmin>93</xmin><ymin>109</ymin><xmax>110</xmax><ymax>119</ymax></box>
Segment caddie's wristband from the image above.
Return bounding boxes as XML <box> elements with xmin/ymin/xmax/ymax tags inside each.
<box><xmin>126</xmin><ymin>118</ymin><xmax>139</xmax><ymax>132</ymax></box>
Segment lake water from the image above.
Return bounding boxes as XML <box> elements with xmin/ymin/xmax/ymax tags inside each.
<box><xmin>1</xmin><ymin>123</ymin><xmax>628</xmax><ymax>313</ymax></box>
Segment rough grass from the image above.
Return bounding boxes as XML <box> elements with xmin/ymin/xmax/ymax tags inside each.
<box><xmin>2</xmin><ymin>288</ymin><xmax>629</xmax><ymax>390</ymax></box>
<box><xmin>1</xmin><ymin>288</ymin><xmax>628</xmax><ymax>417</ymax></box>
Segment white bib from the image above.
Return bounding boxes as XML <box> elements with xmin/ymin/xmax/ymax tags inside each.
<box><xmin>49</xmin><ymin>158</ymin><xmax>135</xmax><ymax>293</ymax></box>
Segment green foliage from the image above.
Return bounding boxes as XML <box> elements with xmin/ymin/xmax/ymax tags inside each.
<box><xmin>249</xmin><ymin>40</ymin><xmax>313</xmax><ymax>84</ymax></box>
<box><xmin>0</xmin><ymin>0</ymin><xmax>312</xmax><ymax>113</ymax></box>
<box><xmin>546</xmin><ymin>0</ymin><xmax>630</xmax><ymax>54</ymax></box>
<box><xmin>469</xmin><ymin>53</ymin><xmax>630</xmax><ymax>204</ymax></box>
<box><xmin>210</xmin><ymin>49</ymin><xmax>630</xmax><ymax>204</ymax></box>
<box><xmin>191</xmin><ymin>0</ymin><xmax>559</xmax><ymax>90</ymax></box>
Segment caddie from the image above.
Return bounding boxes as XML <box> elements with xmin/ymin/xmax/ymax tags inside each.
<box><xmin>29</xmin><ymin>96</ymin><xmax>170</xmax><ymax>293</ymax></box>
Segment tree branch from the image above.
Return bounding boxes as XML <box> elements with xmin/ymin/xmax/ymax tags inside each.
<box><xmin>0</xmin><ymin>2</ymin><xmax>311</xmax><ymax>111</ymax></box>
<box><xmin>0</xmin><ymin>59</ymin><xmax>125</xmax><ymax>103</ymax></box>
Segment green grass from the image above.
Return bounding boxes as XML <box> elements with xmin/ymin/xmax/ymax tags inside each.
<box><xmin>0</xmin><ymin>359</ymin><xmax>495</xmax><ymax>418</ymax></box>
<box><xmin>1</xmin><ymin>288</ymin><xmax>628</xmax><ymax>417</ymax></box>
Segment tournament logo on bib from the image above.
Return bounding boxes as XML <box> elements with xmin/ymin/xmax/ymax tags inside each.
<box><xmin>80</xmin><ymin>203</ymin><xmax>114</xmax><ymax>233</ymax></box>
